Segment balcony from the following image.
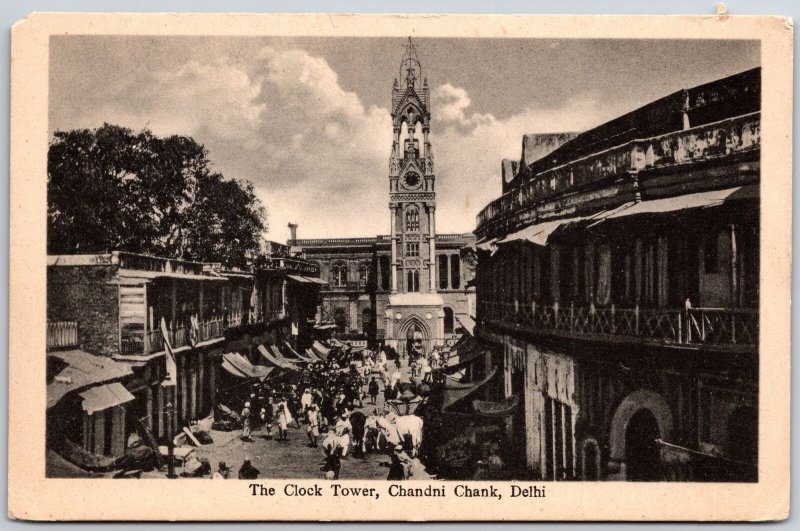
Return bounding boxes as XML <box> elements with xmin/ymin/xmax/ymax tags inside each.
<box><xmin>479</xmin><ymin>301</ymin><xmax>758</xmax><ymax>350</ymax></box>
<box><xmin>260</xmin><ymin>257</ymin><xmax>320</xmax><ymax>277</ymax></box>
<box><xmin>120</xmin><ymin>315</ymin><xmax>238</xmax><ymax>355</ymax></box>
<box><xmin>47</xmin><ymin>321</ymin><xmax>78</xmax><ymax>350</ymax></box>
<box><xmin>477</xmin><ymin>112</ymin><xmax>760</xmax><ymax>236</ymax></box>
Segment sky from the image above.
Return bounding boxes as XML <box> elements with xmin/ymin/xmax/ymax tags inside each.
<box><xmin>49</xmin><ymin>36</ymin><xmax>760</xmax><ymax>242</ymax></box>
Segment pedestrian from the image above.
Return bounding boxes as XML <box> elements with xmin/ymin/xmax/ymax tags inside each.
<box><xmin>276</xmin><ymin>395</ymin><xmax>293</xmax><ymax>442</ymax></box>
<box><xmin>387</xmin><ymin>444</ymin><xmax>412</xmax><ymax>480</ymax></box>
<box><xmin>306</xmin><ymin>403</ymin><xmax>321</xmax><ymax>448</ymax></box>
<box><xmin>238</xmin><ymin>458</ymin><xmax>260</xmax><ymax>480</ymax></box>
<box><xmin>211</xmin><ymin>461</ymin><xmax>231</xmax><ymax>479</ymax></box>
<box><xmin>390</xmin><ymin>367</ymin><xmax>402</xmax><ymax>390</ymax></box>
<box><xmin>301</xmin><ymin>388</ymin><xmax>313</xmax><ymax>416</ymax></box>
<box><xmin>394</xmin><ymin>358</ymin><xmax>402</xmax><ymax>370</ymax></box>
<box><xmin>335</xmin><ymin>411</ymin><xmax>353</xmax><ymax>458</ymax></box>
<box><xmin>241</xmin><ymin>401</ymin><xmax>253</xmax><ymax>442</ymax></box>
<box><xmin>322</xmin><ymin>446</ymin><xmax>343</xmax><ymax>480</ymax></box>
<box><xmin>368</xmin><ymin>377</ymin><xmax>379</xmax><ymax>404</ymax></box>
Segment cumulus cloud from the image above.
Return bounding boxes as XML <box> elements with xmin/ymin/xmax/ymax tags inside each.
<box><xmin>51</xmin><ymin>46</ymin><xmax>629</xmax><ymax>240</ymax></box>
<box><xmin>430</xmin><ymin>84</ymin><xmax>627</xmax><ymax>234</ymax></box>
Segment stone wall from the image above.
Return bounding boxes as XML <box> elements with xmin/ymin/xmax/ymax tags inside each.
<box><xmin>47</xmin><ymin>265</ymin><xmax>120</xmax><ymax>356</ymax></box>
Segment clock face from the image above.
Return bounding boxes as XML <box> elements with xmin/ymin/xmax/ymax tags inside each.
<box><xmin>403</xmin><ymin>171</ymin><xmax>421</xmax><ymax>189</ymax></box>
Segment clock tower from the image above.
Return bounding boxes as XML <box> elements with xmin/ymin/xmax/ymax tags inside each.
<box><xmin>389</xmin><ymin>37</ymin><xmax>437</xmax><ymax>295</ymax></box>
<box><xmin>384</xmin><ymin>37</ymin><xmax>445</xmax><ymax>353</ymax></box>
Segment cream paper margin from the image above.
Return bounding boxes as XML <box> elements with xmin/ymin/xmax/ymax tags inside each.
<box><xmin>8</xmin><ymin>12</ymin><xmax>793</xmax><ymax>522</ymax></box>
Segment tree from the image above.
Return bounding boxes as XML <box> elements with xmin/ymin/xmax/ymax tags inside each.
<box><xmin>48</xmin><ymin>124</ymin><xmax>267</xmax><ymax>268</ymax></box>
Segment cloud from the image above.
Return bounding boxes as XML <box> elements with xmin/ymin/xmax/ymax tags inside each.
<box><xmin>430</xmin><ymin>84</ymin><xmax>627</xmax><ymax>234</ymax></box>
<box><xmin>50</xmin><ymin>46</ymin><xmax>629</xmax><ymax>241</ymax></box>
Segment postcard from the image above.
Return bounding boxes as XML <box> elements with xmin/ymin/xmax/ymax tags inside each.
<box><xmin>8</xmin><ymin>12</ymin><xmax>792</xmax><ymax>521</ymax></box>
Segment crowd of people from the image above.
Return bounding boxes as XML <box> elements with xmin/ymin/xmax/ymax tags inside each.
<box><xmin>206</xmin><ymin>341</ymin><xmax>432</xmax><ymax>481</ymax></box>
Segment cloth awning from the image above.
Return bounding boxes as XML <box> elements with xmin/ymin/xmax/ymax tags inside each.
<box><xmin>79</xmin><ymin>382</ymin><xmax>135</xmax><ymax>415</ymax></box>
<box><xmin>281</xmin><ymin>341</ymin><xmax>317</xmax><ymax>363</ymax></box>
<box><xmin>455</xmin><ymin>315</ymin><xmax>476</xmax><ymax>336</ymax></box>
<box><xmin>498</xmin><ymin>213</ymin><xmax>591</xmax><ymax>246</ymax></box>
<box><xmin>270</xmin><ymin>344</ymin><xmax>308</xmax><ymax>366</ymax></box>
<box><xmin>444</xmin><ymin>334</ymin><xmax>487</xmax><ymax>371</ymax></box>
<box><xmin>442</xmin><ymin>367</ymin><xmax>498</xmax><ymax>412</ymax></box>
<box><xmin>47</xmin><ymin>349</ymin><xmax>134</xmax><ymax>409</ymax></box>
<box><xmin>221</xmin><ymin>359</ymin><xmax>248</xmax><ymax>378</ymax></box>
<box><xmin>312</xmin><ymin>341</ymin><xmax>331</xmax><ymax>360</ymax></box>
<box><xmin>595</xmin><ymin>185</ymin><xmax>759</xmax><ymax>223</ymax></box>
<box><xmin>257</xmin><ymin>345</ymin><xmax>300</xmax><ymax>371</ymax></box>
<box><xmin>472</xmin><ymin>395</ymin><xmax>520</xmax><ymax>418</ymax></box>
<box><xmin>305</xmin><ymin>348</ymin><xmax>324</xmax><ymax>362</ymax></box>
<box><xmin>222</xmin><ymin>352</ymin><xmax>273</xmax><ymax>380</ymax></box>
<box><xmin>475</xmin><ymin>238</ymin><xmax>497</xmax><ymax>252</ymax></box>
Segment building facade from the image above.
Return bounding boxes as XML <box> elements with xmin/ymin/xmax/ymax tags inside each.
<box><xmin>474</xmin><ymin>68</ymin><xmax>760</xmax><ymax>482</ymax></box>
<box><xmin>46</xmin><ymin>250</ymin><xmax>321</xmax><ymax>469</ymax></box>
<box><xmin>290</xmin><ymin>39</ymin><xmax>476</xmax><ymax>355</ymax></box>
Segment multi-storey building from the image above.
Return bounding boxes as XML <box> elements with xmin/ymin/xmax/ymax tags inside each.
<box><xmin>291</xmin><ymin>39</ymin><xmax>476</xmax><ymax>355</ymax></box>
<box><xmin>46</xmin><ymin>250</ymin><xmax>321</xmax><ymax>469</ymax></box>
<box><xmin>474</xmin><ymin>68</ymin><xmax>760</xmax><ymax>482</ymax></box>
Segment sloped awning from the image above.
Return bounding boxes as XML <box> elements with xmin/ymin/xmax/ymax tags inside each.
<box><xmin>47</xmin><ymin>349</ymin><xmax>134</xmax><ymax>409</ymax></box>
<box><xmin>595</xmin><ymin>185</ymin><xmax>759</xmax><ymax>223</ymax></box>
<box><xmin>497</xmin><ymin>212</ymin><xmax>595</xmax><ymax>247</ymax></box>
<box><xmin>442</xmin><ymin>367</ymin><xmax>498</xmax><ymax>412</ymax></box>
<box><xmin>79</xmin><ymin>382</ymin><xmax>135</xmax><ymax>415</ymax></box>
<box><xmin>444</xmin><ymin>334</ymin><xmax>487</xmax><ymax>371</ymax></box>
<box><xmin>312</xmin><ymin>341</ymin><xmax>332</xmax><ymax>360</ymax></box>
<box><xmin>257</xmin><ymin>345</ymin><xmax>300</xmax><ymax>371</ymax></box>
<box><xmin>475</xmin><ymin>238</ymin><xmax>498</xmax><ymax>252</ymax></box>
<box><xmin>305</xmin><ymin>348</ymin><xmax>324</xmax><ymax>362</ymax></box>
<box><xmin>472</xmin><ymin>395</ymin><xmax>520</xmax><ymax>418</ymax></box>
<box><xmin>222</xmin><ymin>352</ymin><xmax>273</xmax><ymax>380</ymax></box>
<box><xmin>270</xmin><ymin>344</ymin><xmax>308</xmax><ymax>366</ymax></box>
<box><xmin>281</xmin><ymin>341</ymin><xmax>317</xmax><ymax>363</ymax></box>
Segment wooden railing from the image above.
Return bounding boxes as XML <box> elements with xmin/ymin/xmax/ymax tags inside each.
<box><xmin>47</xmin><ymin>321</ymin><xmax>78</xmax><ymax>350</ymax></box>
<box><xmin>479</xmin><ymin>301</ymin><xmax>758</xmax><ymax>347</ymax></box>
<box><xmin>120</xmin><ymin>309</ymin><xmax>277</xmax><ymax>356</ymax></box>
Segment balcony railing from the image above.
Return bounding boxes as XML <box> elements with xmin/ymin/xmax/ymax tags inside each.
<box><xmin>120</xmin><ymin>310</ymin><xmax>275</xmax><ymax>356</ymax></box>
<box><xmin>477</xmin><ymin>112</ymin><xmax>760</xmax><ymax>234</ymax></box>
<box><xmin>479</xmin><ymin>301</ymin><xmax>758</xmax><ymax>348</ymax></box>
<box><xmin>47</xmin><ymin>321</ymin><xmax>79</xmax><ymax>350</ymax></box>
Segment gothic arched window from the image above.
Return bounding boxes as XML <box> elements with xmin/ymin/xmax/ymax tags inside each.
<box><xmin>406</xmin><ymin>207</ymin><xmax>420</xmax><ymax>231</ymax></box>
<box><xmin>332</xmin><ymin>262</ymin><xmax>348</xmax><ymax>288</ymax></box>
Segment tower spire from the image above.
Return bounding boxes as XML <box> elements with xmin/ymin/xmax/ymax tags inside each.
<box><xmin>399</xmin><ymin>37</ymin><xmax>422</xmax><ymax>91</ymax></box>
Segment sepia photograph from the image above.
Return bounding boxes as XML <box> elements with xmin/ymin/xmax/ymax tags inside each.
<box><xmin>9</xmin><ymin>12</ymin><xmax>792</xmax><ymax>521</ymax></box>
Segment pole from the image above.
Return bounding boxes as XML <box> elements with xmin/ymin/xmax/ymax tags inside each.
<box><xmin>165</xmin><ymin>401</ymin><xmax>178</xmax><ymax>479</ymax></box>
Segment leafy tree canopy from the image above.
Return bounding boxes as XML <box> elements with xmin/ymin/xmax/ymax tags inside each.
<box><xmin>48</xmin><ymin>124</ymin><xmax>267</xmax><ymax>268</ymax></box>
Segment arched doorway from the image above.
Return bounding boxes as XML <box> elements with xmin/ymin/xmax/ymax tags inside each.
<box><xmin>397</xmin><ymin>315</ymin><xmax>430</xmax><ymax>358</ymax></box>
<box><xmin>624</xmin><ymin>409</ymin><xmax>662</xmax><ymax>481</ymax></box>
<box><xmin>609</xmin><ymin>389</ymin><xmax>673</xmax><ymax>481</ymax></box>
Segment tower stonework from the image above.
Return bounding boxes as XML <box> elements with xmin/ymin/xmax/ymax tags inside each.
<box><xmin>290</xmin><ymin>38</ymin><xmax>476</xmax><ymax>357</ymax></box>
<box><xmin>383</xmin><ymin>38</ymin><xmax>445</xmax><ymax>353</ymax></box>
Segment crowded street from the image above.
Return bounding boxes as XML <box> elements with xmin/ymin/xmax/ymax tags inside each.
<box><xmin>48</xmin><ymin>347</ymin><xmax>436</xmax><ymax>481</ymax></box>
